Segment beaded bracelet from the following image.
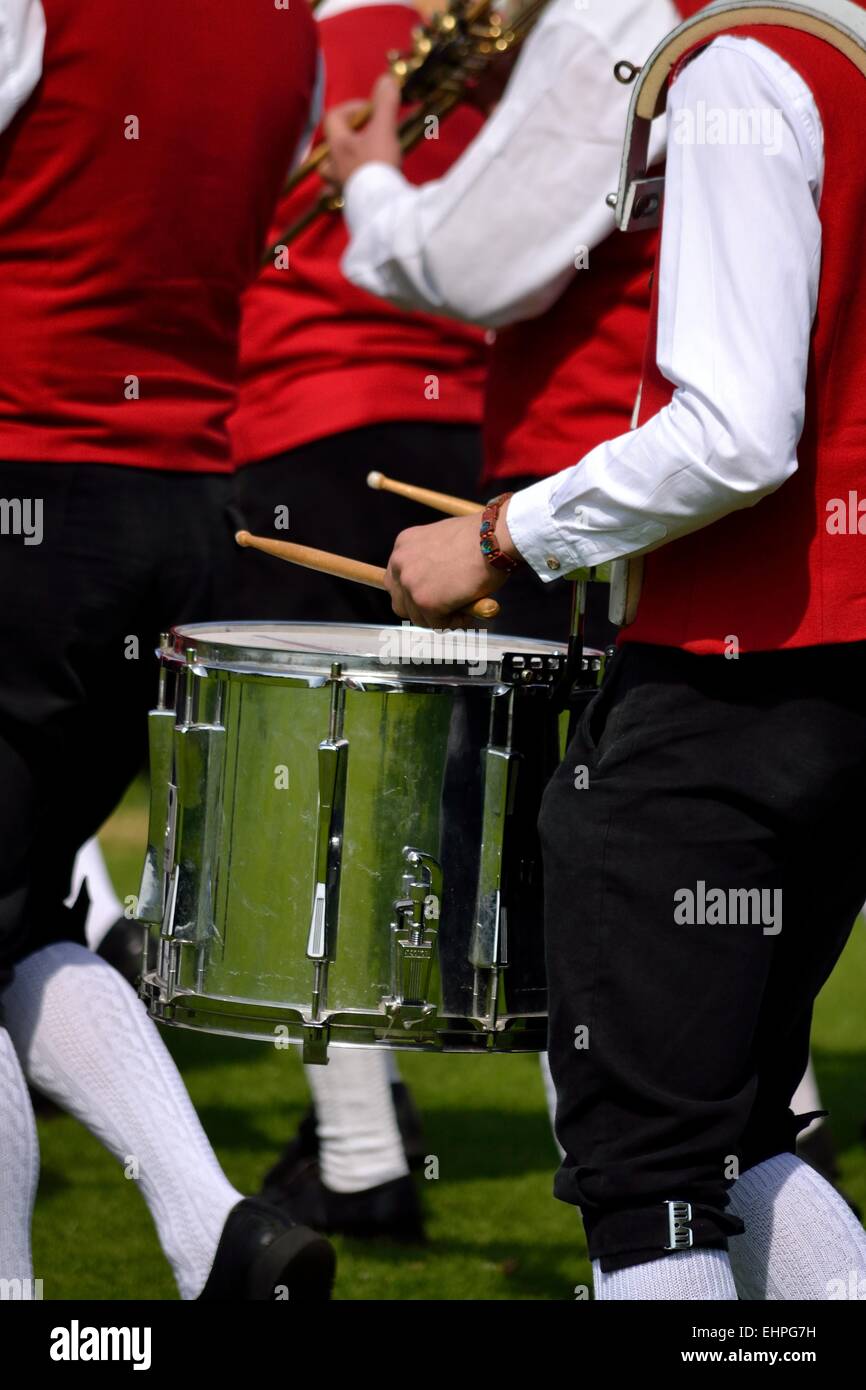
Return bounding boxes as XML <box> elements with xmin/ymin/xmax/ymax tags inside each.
<box><xmin>480</xmin><ymin>492</ymin><xmax>522</xmax><ymax>575</ymax></box>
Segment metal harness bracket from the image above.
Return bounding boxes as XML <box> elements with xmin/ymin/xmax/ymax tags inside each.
<box><xmin>613</xmin><ymin>0</ymin><xmax>866</xmax><ymax>234</ymax></box>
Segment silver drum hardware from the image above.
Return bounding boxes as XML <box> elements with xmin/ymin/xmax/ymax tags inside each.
<box><xmin>137</xmin><ymin>623</ymin><xmax>600</xmax><ymax>1061</ymax></box>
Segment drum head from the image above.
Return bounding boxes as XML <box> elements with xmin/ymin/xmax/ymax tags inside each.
<box><xmin>166</xmin><ymin>621</ymin><xmax>568</xmax><ymax>682</ymax></box>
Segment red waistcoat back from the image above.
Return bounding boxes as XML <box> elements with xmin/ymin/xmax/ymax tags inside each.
<box><xmin>0</xmin><ymin>0</ymin><xmax>318</xmax><ymax>471</ymax></box>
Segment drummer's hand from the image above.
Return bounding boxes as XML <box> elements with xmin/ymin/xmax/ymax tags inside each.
<box><xmin>385</xmin><ymin>510</ymin><xmax>518</xmax><ymax>629</ymax></box>
<box><xmin>322</xmin><ymin>75</ymin><xmax>402</xmax><ymax>187</ymax></box>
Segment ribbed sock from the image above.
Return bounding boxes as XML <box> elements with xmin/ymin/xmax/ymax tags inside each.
<box><xmin>305</xmin><ymin>1048</ymin><xmax>409</xmax><ymax>1193</ymax></box>
<box><xmin>728</xmin><ymin>1152</ymin><xmax>866</xmax><ymax>1300</ymax></box>
<box><xmin>2</xmin><ymin>942</ymin><xmax>240</xmax><ymax>1299</ymax></box>
<box><xmin>593</xmin><ymin>1248</ymin><xmax>739</xmax><ymax>1300</ymax></box>
<box><xmin>0</xmin><ymin>1025</ymin><xmax>38</xmax><ymax>1295</ymax></box>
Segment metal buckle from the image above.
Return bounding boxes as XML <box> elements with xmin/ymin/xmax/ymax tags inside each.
<box><xmin>664</xmin><ymin>1200</ymin><xmax>694</xmax><ymax>1251</ymax></box>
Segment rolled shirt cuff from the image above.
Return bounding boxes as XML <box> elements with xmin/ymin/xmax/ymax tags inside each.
<box><xmin>506</xmin><ymin>471</ymin><xmax>669</xmax><ymax>581</ymax></box>
<box><xmin>506</xmin><ymin>475</ymin><xmax>588</xmax><ymax>583</ymax></box>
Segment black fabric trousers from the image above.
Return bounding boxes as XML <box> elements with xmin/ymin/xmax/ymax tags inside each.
<box><xmin>231</xmin><ymin>422</ymin><xmax>483</xmax><ymax>623</ymax></box>
<box><xmin>540</xmin><ymin>639</ymin><xmax>866</xmax><ymax>1271</ymax></box>
<box><xmin>231</xmin><ymin>442</ymin><xmax>618</xmax><ymax>647</ymax></box>
<box><xmin>0</xmin><ymin>461</ymin><xmax>236</xmax><ymax>993</ymax></box>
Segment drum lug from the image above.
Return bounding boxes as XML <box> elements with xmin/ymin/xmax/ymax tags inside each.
<box><xmin>163</xmin><ymin>709</ymin><xmax>226</xmax><ymax>954</ymax></box>
<box><xmin>302</xmin><ymin>1022</ymin><xmax>330</xmax><ymax>1066</ymax></box>
<box><xmin>471</xmin><ymin>746</ymin><xmax>517</xmax><ymax>1024</ymax></box>
<box><xmin>384</xmin><ymin>847</ymin><xmax>442</xmax><ymax>1014</ymax></box>
<box><xmin>137</xmin><ymin>707</ymin><xmax>177</xmax><ymax>924</ymax></box>
<box><xmin>306</xmin><ymin>736</ymin><xmax>349</xmax><ymax>1025</ymax></box>
<box><xmin>306</xmin><ymin>738</ymin><xmax>349</xmax><ymax>962</ymax></box>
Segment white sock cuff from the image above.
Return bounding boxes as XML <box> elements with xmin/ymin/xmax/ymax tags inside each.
<box><xmin>592</xmin><ymin>1248</ymin><xmax>738</xmax><ymax>1301</ymax></box>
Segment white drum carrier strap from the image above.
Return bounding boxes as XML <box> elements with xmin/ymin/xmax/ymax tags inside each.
<box><xmin>615</xmin><ymin>0</ymin><xmax>866</xmax><ymax>234</ymax></box>
<box><xmin>607</xmin><ymin>0</ymin><xmax>866</xmax><ymax>628</ymax></box>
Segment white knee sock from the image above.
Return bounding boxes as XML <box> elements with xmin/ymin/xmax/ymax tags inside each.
<box><xmin>68</xmin><ymin>838</ymin><xmax>124</xmax><ymax>951</ymax></box>
<box><xmin>304</xmin><ymin>1048</ymin><xmax>408</xmax><ymax>1193</ymax></box>
<box><xmin>0</xmin><ymin>1026</ymin><xmax>39</xmax><ymax>1294</ymax></box>
<box><xmin>2</xmin><ymin>942</ymin><xmax>240</xmax><ymax>1299</ymax></box>
<box><xmin>538</xmin><ymin>1052</ymin><xmax>565</xmax><ymax>1159</ymax></box>
<box><xmin>593</xmin><ymin>1248</ymin><xmax>739</xmax><ymax>1301</ymax></box>
<box><xmin>728</xmin><ymin>1152</ymin><xmax>866</xmax><ymax>1300</ymax></box>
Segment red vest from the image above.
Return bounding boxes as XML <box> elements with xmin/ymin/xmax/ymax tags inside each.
<box><xmin>482</xmin><ymin>0</ymin><xmax>705</xmax><ymax>486</ymax></box>
<box><xmin>0</xmin><ymin>0</ymin><xmax>318</xmax><ymax>472</ymax></box>
<box><xmin>624</xmin><ymin>22</ymin><xmax>866</xmax><ymax>653</ymax></box>
<box><xmin>230</xmin><ymin>3</ymin><xmax>487</xmax><ymax>467</ymax></box>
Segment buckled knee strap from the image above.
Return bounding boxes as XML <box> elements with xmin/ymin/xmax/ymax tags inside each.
<box><xmin>585</xmin><ymin>1200</ymin><xmax>746</xmax><ymax>1274</ymax></box>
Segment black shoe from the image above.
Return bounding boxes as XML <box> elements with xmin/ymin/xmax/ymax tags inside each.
<box><xmin>261</xmin><ymin>1080</ymin><xmax>427</xmax><ymax>1194</ymax></box>
<box><xmin>96</xmin><ymin>916</ymin><xmax>145</xmax><ymax>987</ymax></box>
<box><xmin>268</xmin><ymin>1161</ymin><xmax>425</xmax><ymax>1244</ymax></box>
<box><xmin>262</xmin><ymin>1108</ymin><xmax>320</xmax><ymax>1192</ymax></box>
<box><xmin>798</xmin><ymin>1126</ymin><xmax>862</xmax><ymax>1220</ymax></box>
<box><xmin>198</xmin><ymin>1197</ymin><xmax>336</xmax><ymax>1301</ymax></box>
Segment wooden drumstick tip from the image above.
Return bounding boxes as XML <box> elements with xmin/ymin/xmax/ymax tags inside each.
<box><xmin>472</xmin><ymin>597</ymin><xmax>500</xmax><ymax>622</ymax></box>
<box><xmin>366</xmin><ymin>470</ymin><xmax>384</xmax><ymax>490</ymax></box>
<box><xmin>235</xmin><ymin>530</ymin><xmax>252</xmax><ymax>548</ymax></box>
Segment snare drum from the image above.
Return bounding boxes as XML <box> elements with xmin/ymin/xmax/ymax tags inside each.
<box><xmin>137</xmin><ymin>622</ymin><xmax>600</xmax><ymax>1060</ymax></box>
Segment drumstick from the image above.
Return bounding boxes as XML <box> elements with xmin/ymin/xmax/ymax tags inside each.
<box><xmin>366</xmin><ymin>470</ymin><xmax>483</xmax><ymax>517</ymax></box>
<box><xmin>235</xmin><ymin>531</ymin><xmax>500</xmax><ymax>623</ymax></box>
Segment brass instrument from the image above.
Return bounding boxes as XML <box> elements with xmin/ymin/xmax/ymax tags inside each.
<box><xmin>263</xmin><ymin>0</ymin><xmax>551</xmax><ymax>262</ymax></box>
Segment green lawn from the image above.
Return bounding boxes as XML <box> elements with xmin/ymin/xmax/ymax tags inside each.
<box><xmin>30</xmin><ymin>782</ymin><xmax>866</xmax><ymax>1300</ymax></box>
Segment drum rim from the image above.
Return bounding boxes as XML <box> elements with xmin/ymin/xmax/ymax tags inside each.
<box><xmin>162</xmin><ymin>619</ymin><xmax>573</xmax><ymax>683</ymax></box>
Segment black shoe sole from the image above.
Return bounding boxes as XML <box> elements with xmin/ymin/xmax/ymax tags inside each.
<box><xmin>247</xmin><ymin>1225</ymin><xmax>336</xmax><ymax>1302</ymax></box>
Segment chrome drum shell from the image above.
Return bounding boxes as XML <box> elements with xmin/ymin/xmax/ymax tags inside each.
<box><xmin>137</xmin><ymin>622</ymin><xmax>596</xmax><ymax>1060</ymax></box>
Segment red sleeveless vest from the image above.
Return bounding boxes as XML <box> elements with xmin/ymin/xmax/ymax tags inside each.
<box><xmin>624</xmin><ymin>21</ymin><xmax>866</xmax><ymax>653</ymax></box>
<box><xmin>0</xmin><ymin>0</ymin><xmax>318</xmax><ymax>472</ymax></box>
<box><xmin>230</xmin><ymin>3</ymin><xmax>487</xmax><ymax>467</ymax></box>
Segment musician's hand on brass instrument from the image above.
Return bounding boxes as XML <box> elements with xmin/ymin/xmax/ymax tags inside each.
<box><xmin>385</xmin><ymin>514</ymin><xmax>510</xmax><ymax>630</ymax></box>
<box><xmin>324</xmin><ymin>75</ymin><xmax>402</xmax><ymax>186</ymax></box>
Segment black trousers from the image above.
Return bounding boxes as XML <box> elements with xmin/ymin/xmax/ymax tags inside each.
<box><xmin>0</xmin><ymin>461</ymin><xmax>236</xmax><ymax>991</ymax></box>
<box><xmin>540</xmin><ymin>639</ymin><xmax>866</xmax><ymax>1271</ymax></box>
<box><xmin>231</xmin><ymin>422</ymin><xmax>483</xmax><ymax>623</ymax></box>
<box><xmin>231</xmin><ymin>442</ymin><xmax>617</xmax><ymax>647</ymax></box>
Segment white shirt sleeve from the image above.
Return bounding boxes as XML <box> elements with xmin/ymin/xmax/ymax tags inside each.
<box><xmin>341</xmin><ymin>0</ymin><xmax>680</xmax><ymax>328</ymax></box>
<box><xmin>0</xmin><ymin>0</ymin><xmax>44</xmax><ymax>133</ymax></box>
<box><xmin>506</xmin><ymin>36</ymin><xmax>825</xmax><ymax>580</ymax></box>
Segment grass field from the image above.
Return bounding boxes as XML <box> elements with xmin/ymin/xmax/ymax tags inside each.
<box><xmin>30</xmin><ymin>781</ymin><xmax>866</xmax><ymax>1301</ymax></box>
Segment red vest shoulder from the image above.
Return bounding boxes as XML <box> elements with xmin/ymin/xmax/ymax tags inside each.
<box><xmin>626</xmin><ymin>23</ymin><xmax>866</xmax><ymax>653</ymax></box>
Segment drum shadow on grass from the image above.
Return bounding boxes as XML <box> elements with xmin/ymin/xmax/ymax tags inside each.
<box><xmin>334</xmin><ymin>1232</ymin><xmax>581</xmax><ymax>1301</ymax></box>
<box><xmin>417</xmin><ymin>1105</ymin><xmax>560</xmax><ymax>1181</ymax></box>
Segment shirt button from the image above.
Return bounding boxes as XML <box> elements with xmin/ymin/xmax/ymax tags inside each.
<box><xmin>545</xmin><ymin>556</ymin><xmax>561</xmax><ymax>572</ymax></box>
<box><xmin>574</xmin><ymin>506</ymin><xmax>584</xmax><ymax>522</ymax></box>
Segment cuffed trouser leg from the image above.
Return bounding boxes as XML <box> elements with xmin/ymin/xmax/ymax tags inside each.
<box><xmin>540</xmin><ymin>641</ymin><xmax>866</xmax><ymax>1271</ymax></box>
